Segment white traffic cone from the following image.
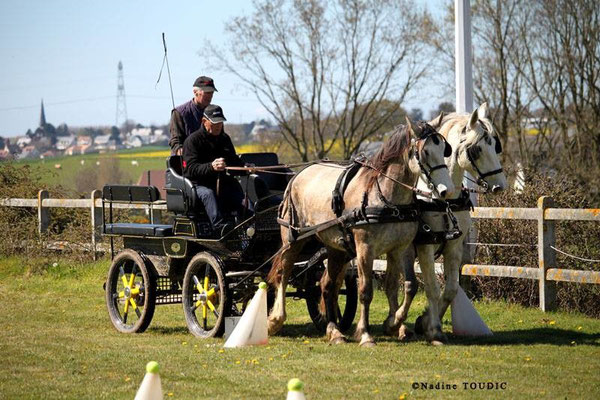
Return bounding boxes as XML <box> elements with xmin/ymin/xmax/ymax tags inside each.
<box><xmin>134</xmin><ymin>361</ymin><xmax>163</xmax><ymax>400</ymax></box>
<box><xmin>224</xmin><ymin>282</ymin><xmax>268</xmax><ymax>348</ymax></box>
<box><xmin>286</xmin><ymin>378</ymin><xmax>306</xmax><ymax>400</ymax></box>
<box><xmin>451</xmin><ymin>286</ymin><xmax>493</xmax><ymax>336</ymax></box>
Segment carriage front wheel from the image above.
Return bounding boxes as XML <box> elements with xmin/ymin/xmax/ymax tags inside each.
<box><xmin>305</xmin><ymin>264</ymin><xmax>358</xmax><ymax>333</ymax></box>
<box><xmin>105</xmin><ymin>249</ymin><xmax>156</xmax><ymax>333</ymax></box>
<box><xmin>182</xmin><ymin>252</ymin><xmax>229</xmax><ymax>338</ymax></box>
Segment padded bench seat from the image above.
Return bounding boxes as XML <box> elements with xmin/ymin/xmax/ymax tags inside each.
<box><xmin>104</xmin><ymin>223</ymin><xmax>173</xmax><ymax>237</ymax></box>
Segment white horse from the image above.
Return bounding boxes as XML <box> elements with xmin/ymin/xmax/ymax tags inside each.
<box><xmin>267</xmin><ymin>117</ymin><xmax>455</xmax><ymax>346</ymax></box>
<box><xmin>383</xmin><ymin>103</ymin><xmax>507</xmax><ymax>344</ymax></box>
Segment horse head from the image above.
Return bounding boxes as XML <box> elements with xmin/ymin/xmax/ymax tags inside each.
<box><xmin>406</xmin><ymin>116</ymin><xmax>455</xmax><ymax>200</ymax></box>
<box><xmin>455</xmin><ymin>103</ymin><xmax>507</xmax><ymax>193</ymax></box>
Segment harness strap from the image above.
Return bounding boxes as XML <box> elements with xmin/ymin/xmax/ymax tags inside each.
<box><xmin>331</xmin><ymin>161</ymin><xmax>362</xmax><ymax>217</ymax></box>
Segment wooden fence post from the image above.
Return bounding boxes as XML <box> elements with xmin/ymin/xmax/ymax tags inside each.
<box><xmin>38</xmin><ymin>189</ymin><xmax>49</xmax><ymax>237</ymax></box>
<box><xmin>90</xmin><ymin>190</ymin><xmax>102</xmax><ymax>260</ymax></box>
<box><xmin>538</xmin><ymin>196</ymin><xmax>557</xmax><ymax>311</ymax></box>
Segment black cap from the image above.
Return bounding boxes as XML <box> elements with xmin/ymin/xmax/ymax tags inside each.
<box><xmin>193</xmin><ymin>76</ymin><xmax>217</xmax><ymax>92</ymax></box>
<box><xmin>203</xmin><ymin>104</ymin><xmax>227</xmax><ymax>123</ymax></box>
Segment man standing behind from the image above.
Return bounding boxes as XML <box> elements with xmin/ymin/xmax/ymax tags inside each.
<box><xmin>182</xmin><ymin>104</ymin><xmax>247</xmax><ymax>229</ymax></box>
<box><xmin>169</xmin><ymin>76</ymin><xmax>217</xmax><ymax>155</ymax></box>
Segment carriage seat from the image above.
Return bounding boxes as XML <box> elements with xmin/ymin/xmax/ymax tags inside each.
<box><xmin>101</xmin><ymin>184</ymin><xmax>172</xmax><ymax>237</ymax></box>
<box><xmin>239</xmin><ymin>152</ymin><xmax>290</xmax><ymax>192</ymax></box>
<box><xmin>104</xmin><ymin>223</ymin><xmax>173</xmax><ymax>237</ymax></box>
<box><xmin>238</xmin><ymin>152</ymin><xmax>291</xmax><ymax>208</ymax></box>
<box><xmin>165</xmin><ymin>155</ymin><xmax>204</xmax><ymax>217</ymax></box>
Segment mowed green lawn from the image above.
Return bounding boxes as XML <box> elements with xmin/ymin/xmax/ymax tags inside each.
<box><xmin>0</xmin><ymin>257</ymin><xmax>599</xmax><ymax>399</ymax></box>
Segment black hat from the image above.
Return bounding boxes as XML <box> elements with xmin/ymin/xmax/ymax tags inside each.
<box><xmin>193</xmin><ymin>76</ymin><xmax>217</xmax><ymax>92</ymax></box>
<box><xmin>203</xmin><ymin>104</ymin><xmax>227</xmax><ymax>123</ymax></box>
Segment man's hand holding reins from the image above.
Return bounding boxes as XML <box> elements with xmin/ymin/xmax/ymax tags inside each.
<box><xmin>211</xmin><ymin>157</ymin><xmax>227</xmax><ymax>171</ymax></box>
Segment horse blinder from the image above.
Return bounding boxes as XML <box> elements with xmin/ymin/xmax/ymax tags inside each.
<box><xmin>494</xmin><ymin>136</ymin><xmax>502</xmax><ymax>154</ymax></box>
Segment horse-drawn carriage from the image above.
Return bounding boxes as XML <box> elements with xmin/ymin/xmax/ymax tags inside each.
<box><xmin>102</xmin><ymin>152</ymin><xmax>357</xmax><ymax>338</ymax></box>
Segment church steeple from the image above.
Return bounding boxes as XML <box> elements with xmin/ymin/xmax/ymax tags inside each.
<box><xmin>40</xmin><ymin>99</ymin><xmax>46</xmax><ymax>127</ymax></box>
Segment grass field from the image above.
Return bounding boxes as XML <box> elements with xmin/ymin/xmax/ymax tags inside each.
<box><xmin>0</xmin><ymin>257</ymin><xmax>599</xmax><ymax>399</ymax></box>
<box><xmin>12</xmin><ymin>144</ymin><xmax>271</xmax><ymax>192</ymax></box>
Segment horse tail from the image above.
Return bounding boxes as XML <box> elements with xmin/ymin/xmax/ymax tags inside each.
<box><xmin>267</xmin><ymin>250</ymin><xmax>284</xmax><ymax>286</ymax></box>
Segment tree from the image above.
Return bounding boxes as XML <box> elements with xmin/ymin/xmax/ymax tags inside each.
<box><xmin>409</xmin><ymin>108</ymin><xmax>423</xmax><ymax>122</ymax></box>
<box><xmin>208</xmin><ymin>0</ymin><xmax>433</xmax><ymax>160</ymax></box>
<box><xmin>110</xmin><ymin>126</ymin><xmax>122</xmax><ymax>145</ymax></box>
<box><xmin>429</xmin><ymin>101</ymin><xmax>454</xmax><ymax>119</ymax></box>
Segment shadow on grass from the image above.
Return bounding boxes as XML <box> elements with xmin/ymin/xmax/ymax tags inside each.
<box><xmin>149</xmin><ymin>326</ymin><xmax>189</xmax><ymax>335</ymax></box>
<box><xmin>272</xmin><ymin>323</ymin><xmax>600</xmax><ymax>347</ymax></box>
<box><xmin>448</xmin><ymin>327</ymin><xmax>600</xmax><ymax>347</ymax></box>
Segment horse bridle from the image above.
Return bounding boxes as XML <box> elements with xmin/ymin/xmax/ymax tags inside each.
<box><xmin>460</xmin><ymin>123</ymin><xmax>503</xmax><ymax>191</ymax></box>
<box><xmin>413</xmin><ymin>123</ymin><xmax>452</xmax><ymax>194</ymax></box>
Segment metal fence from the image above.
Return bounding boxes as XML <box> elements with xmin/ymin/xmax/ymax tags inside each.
<box><xmin>1</xmin><ymin>191</ymin><xmax>599</xmax><ymax>312</ymax></box>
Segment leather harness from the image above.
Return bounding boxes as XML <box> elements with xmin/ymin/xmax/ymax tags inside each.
<box><xmin>277</xmin><ymin>158</ymin><xmax>420</xmax><ymax>256</ymax></box>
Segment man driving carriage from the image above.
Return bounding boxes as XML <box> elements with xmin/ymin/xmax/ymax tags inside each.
<box><xmin>182</xmin><ymin>104</ymin><xmax>251</xmax><ymax>229</ymax></box>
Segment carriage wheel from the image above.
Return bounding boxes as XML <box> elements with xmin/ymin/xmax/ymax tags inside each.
<box><xmin>105</xmin><ymin>249</ymin><xmax>156</xmax><ymax>333</ymax></box>
<box><xmin>305</xmin><ymin>264</ymin><xmax>358</xmax><ymax>333</ymax></box>
<box><xmin>182</xmin><ymin>252</ymin><xmax>229</xmax><ymax>338</ymax></box>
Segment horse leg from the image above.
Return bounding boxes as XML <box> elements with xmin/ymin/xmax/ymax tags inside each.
<box><xmin>415</xmin><ymin>244</ymin><xmax>446</xmax><ymax>345</ymax></box>
<box><xmin>353</xmin><ymin>244</ymin><xmax>376</xmax><ymax>347</ymax></box>
<box><xmin>395</xmin><ymin>246</ymin><xmax>418</xmax><ymax>341</ymax></box>
<box><xmin>382</xmin><ymin>248</ymin><xmax>401</xmax><ymax>336</ymax></box>
<box><xmin>322</xmin><ymin>248</ymin><xmax>348</xmax><ymax>344</ymax></box>
<box><xmin>266</xmin><ymin>237</ymin><xmax>305</xmax><ymax>335</ymax></box>
<box><xmin>438</xmin><ymin>241</ymin><xmax>463</xmax><ymax>321</ymax></box>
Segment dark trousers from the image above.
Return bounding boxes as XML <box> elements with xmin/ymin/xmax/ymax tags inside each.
<box><xmin>194</xmin><ymin>178</ymin><xmax>250</xmax><ymax>226</ymax></box>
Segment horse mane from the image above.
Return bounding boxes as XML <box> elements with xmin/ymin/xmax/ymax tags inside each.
<box><xmin>435</xmin><ymin>112</ymin><xmax>495</xmax><ymax>147</ymax></box>
<box><xmin>365</xmin><ymin>124</ymin><xmax>412</xmax><ymax>190</ymax></box>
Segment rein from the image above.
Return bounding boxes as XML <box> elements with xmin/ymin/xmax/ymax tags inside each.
<box><xmin>352</xmin><ymin>158</ymin><xmax>435</xmax><ymax>199</ymax></box>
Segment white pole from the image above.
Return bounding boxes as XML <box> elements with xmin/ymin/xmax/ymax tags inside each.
<box><xmin>455</xmin><ymin>0</ymin><xmax>473</xmax><ymax>115</ymax></box>
<box><xmin>455</xmin><ymin>0</ymin><xmax>478</xmax><ymax>262</ymax></box>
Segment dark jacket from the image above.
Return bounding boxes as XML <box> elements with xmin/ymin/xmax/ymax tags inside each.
<box><xmin>169</xmin><ymin>99</ymin><xmax>205</xmax><ymax>154</ymax></box>
<box><xmin>182</xmin><ymin>126</ymin><xmax>245</xmax><ymax>188</ymax></box>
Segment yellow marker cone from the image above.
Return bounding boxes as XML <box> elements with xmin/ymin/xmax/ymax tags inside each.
<box><xmin>134</xmin><ymin>361</ymin><xmax>163</xmax><ymax>400</ymax></box>
<box><xmin>286</xmin><ymin>378</ymin><xmax>306</xmax><ymax>400</ymax></box>
<box><xmin>224</xmin><ymin>282</ymin><xmax>269</xmax><ymax>348</ymax></box>
<box><xmin>451</xmin><ymin>286</ymin><xmax>493</xmax><ymax>336</ymax></box>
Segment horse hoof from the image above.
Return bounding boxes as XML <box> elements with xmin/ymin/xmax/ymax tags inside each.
<box><xmin>383</xmin><ymin>324</ymin><xmax>400</xmax><ymax>337</ymax></box>
<box><xmin>430</xmin><ymin>340</ymin><xmax>445</xmax><ymax>346</ymax></box>
<box><xmin>267</xmin><ymin>319</ymin><xmax>283</xmax><ymax>336</ymax></box>
<box><xmin>330</xmin><ymin>336</ymin><xmax>347</xmax><ymax>345</ymax></box>
<box><xmin>414</xmin><ymin>315</ymin><xmax>425</xmax><ymax>335</ymax></box>
<box><xmin>360</xmin><ymin>340</ymin><xmax>376</xmax><ymax>348</ymax></box>
<box><xmin>398</xmin><ymin>325</ymin><xmax>416</xmax><ymax>342</ymax></box>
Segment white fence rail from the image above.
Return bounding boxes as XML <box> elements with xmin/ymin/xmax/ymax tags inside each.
<box><xmin>1</xmin><ymin>191</ymin><xmax>599</xmax><ymax>312</ymax></box>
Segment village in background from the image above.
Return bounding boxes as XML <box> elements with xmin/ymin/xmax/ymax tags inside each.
<box><xmin>0</xmin><ymin>99</ymin><xmax>279</xmax><ymax>161</ymax></box>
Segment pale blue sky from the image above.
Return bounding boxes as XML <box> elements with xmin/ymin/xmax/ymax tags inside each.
<box><xmin>0</xmin><ymin>0</ymin><xmax>449</xmax><ymax>137</ymax></box>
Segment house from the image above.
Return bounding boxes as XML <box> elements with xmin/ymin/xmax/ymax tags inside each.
<box><xmin>0</xmin><ymin>149</ymin><xmax>12</xmax><ymax>160</ymax></box>
<box><xmin>16</xmin><ymin>136</ymin><xmax>32</xmax><ymax>148</ymax></box>
<box><xmin>17</xmin><ymin>145</ymin><xmax>40</xmax><ymax>159</ymax></box>
<box><xmin>55</xmin><ymin>135</ymin><xmax>76</xmax><ymax>151</ymax></box>
<box><xmin>64</xmin><ymin>144</ymin><xmax>97</xmax><ymax>156</ymax></box>
<box><xmin>77</xmin><ymin>135</ymin><xmax>93</xmax><ymax>146</ymax></box>
<box><xmin>125</xmin><ymin>135</ymin><xmax>144</xmax><ymax>148</ymax></box>
<box><xmin>149</xmin><ymin>133</ymin><xmax>169</xmax><ymax>146</ymax></box>
<box><xmin>94</xmin><ymin>134</ymin><xmax>115</xmax><ymax>151</ymax></box>
<box><xmin>40</xmin><ymin>150</ymin><xmax>57</xmax><ymax>159</ymax></box>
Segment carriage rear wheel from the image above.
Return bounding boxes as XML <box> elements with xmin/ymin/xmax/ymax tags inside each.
<box><xmin>182</xmin><ymin>252</ymin><xmax>229</xmax><ymax>338</ymax></box>
<box><xmin>105</xmin><ymin>249</ymin><xmax>156</xmax><ymax>333</ymax></box>
<box><xmin>305</xmin><ymin>264</ymin><xmax>358</xmax><ymax>333</ymax></box>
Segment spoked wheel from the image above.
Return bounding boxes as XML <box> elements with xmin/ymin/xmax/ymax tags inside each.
<box><xmin>305</xmin><ymin>264</ymin><xmax>358</xmax><ymax>333</ymax></box>
<box><xmin>182</xmin><ymin>252</ymin><xmax>229</xmax><ymax>338</ymax></box>
<box><xmin>105</xmin><ymin>249</ymin><xmax>156</xmax><ymax>333</ymax></box>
